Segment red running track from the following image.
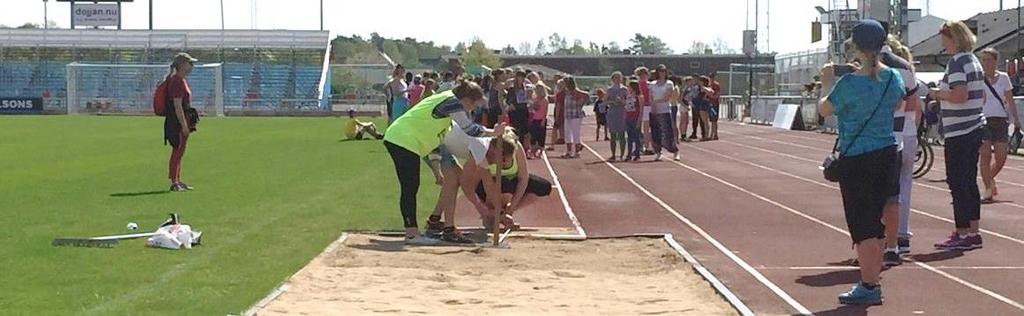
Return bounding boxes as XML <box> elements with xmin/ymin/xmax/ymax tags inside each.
<box><xmin>454</xmin><ymin>118</ymin><xmax>1024</xmax><ymax>315</ymax></box>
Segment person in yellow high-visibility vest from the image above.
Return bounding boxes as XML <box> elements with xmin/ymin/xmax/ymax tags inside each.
<box><xmin>383</xmin><ymin>80</ymin><xmax>506</xmax><ymax>245</ymax></box>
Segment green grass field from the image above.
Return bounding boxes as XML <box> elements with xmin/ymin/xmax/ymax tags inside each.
<box><xmin>0</xmin><ymin>115</ymin><xmax>437</xmax><ymax>315</ymax></box>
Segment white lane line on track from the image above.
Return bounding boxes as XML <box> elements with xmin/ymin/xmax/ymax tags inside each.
<box><xmin>541</xmin><ymin>151</ymin><xmax>587</xmax><ymax>239</ymax></box>
<box><xmin>683</xmin><ymin>141</ymin><xmax>1024</xmax><ymax>247</ymax></box>
<box><xmin>667</xmin><ymin>142</ymin><xmax>1024</xmax><ymax>311</ymax></box>
<box><xmin>715</xmin><ymin>133</ymin><xmax>1024</xmax><ymax>210</ymax></box>
<box><xmin>757</xmin><ymin>266</ymin><xmax>1024</xmax><ymax>271</ymax></box>
<box><xmin>720</xmin><ymin>128</ymin><xmax>1024</xmax><ymax>184</ymax></box>
<box><xmin>580</xmin><ymin>143</ymin><xmax>814</xmax><ymax>315</ymax></box>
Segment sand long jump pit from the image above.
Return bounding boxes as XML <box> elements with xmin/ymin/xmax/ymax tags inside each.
<box><xmin>254</xmin><ymin>234</ymin><xmax>738</xmax><ymax>315</ymax></box>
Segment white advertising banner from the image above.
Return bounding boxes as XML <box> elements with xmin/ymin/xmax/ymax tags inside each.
<box><xmin>73</xmin><ymin>4</ymin><xmax>119</xmax><ymax>27</ymax></box>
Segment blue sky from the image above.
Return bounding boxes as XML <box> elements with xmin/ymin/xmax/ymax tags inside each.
<box><xmin>0</xmin><ymin>0</ymin><xmax>1011</xmax><ymax>54</ymax></box>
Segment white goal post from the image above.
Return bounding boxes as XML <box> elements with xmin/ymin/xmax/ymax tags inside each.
<box><xmin>66</xmin><ymin>62</ymin><xmax>224</xmax><ymax>116</ymax></box>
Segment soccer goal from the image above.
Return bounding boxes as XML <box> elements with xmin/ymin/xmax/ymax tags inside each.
<box><xmin>66</xmin><ymin>63</ymin><xmax>224</xmax><ymax>116</ymax></box>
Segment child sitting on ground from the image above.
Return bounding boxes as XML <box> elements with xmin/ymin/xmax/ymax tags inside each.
<box><xmin>345</xmin><ymin>109</ymin><xmax>384</xmax><ymax>140</ymax></box>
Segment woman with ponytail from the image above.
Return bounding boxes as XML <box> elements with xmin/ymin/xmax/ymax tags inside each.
<box><xmin>819</xmin><ymin>20</ymin><xmax>905</xmax><ymax>305</ymax></box>
<box><xmin>164</xmin><ymin>53</ymin><xmax>199</xmax><ymax>192</ymax></box>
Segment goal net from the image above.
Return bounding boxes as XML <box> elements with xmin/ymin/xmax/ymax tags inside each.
<box><xmin>66</xmin><ymin>63</ymin><xmax>224</xmax><ymax>116</ymax></box>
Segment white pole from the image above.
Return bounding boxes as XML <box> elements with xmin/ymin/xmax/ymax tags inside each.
<box><xmin>43</xmin><ymin>0</ymin><xmax>48</xmax><ymax>29</ymax></box>
<box><xmin>220</xmin><ymin>0</ymin><xmax>225</xmax><ymax>30</ymax></box>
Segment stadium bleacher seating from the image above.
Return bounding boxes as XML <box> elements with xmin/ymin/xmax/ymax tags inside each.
<box><xmin>0</xmin><ymin>29</ymin><xmax>329</xmax><ymax>113</ymax></box>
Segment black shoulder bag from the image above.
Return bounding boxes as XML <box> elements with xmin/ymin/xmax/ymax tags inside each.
<box><xmin>822</xmin><ymin>74</ymin><xmax>894</xmax><ymax>182</ymax></box>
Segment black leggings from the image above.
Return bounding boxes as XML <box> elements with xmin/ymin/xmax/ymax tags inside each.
<box><xmin>385</xmin><ymin>141</ymin><xmax>421</xmax><ymax>228</ymax></box>
<box><xmin>945</xmin><ymin>129</ymin><xmax>982</xmax><ymax>228</ymax></box>
<box><xmin>529</xmin><ymin>120</ymin><xmax>547</xmax><ymax>148</ymax></box>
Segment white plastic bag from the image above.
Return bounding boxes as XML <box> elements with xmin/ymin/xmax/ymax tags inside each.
<box><xmin>146</xmin><ymin>224</ymin><xmax>197</xmax><ymax>249</ymax></box>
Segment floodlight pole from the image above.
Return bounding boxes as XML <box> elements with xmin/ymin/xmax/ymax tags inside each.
<box><xmin>319</xmin><ymin>0</ymin><xmax>323</xmax><ymax>31</ymax></box>
<box><xmin>43</xmin><ymin>0</ymin><xmax>48</xmax><ymax>29</ymax></box>
<box><xmin>221</xmin><ymin>0</ymin><xmax>225</xmax><ymax>30</ymax></box>
<box><xmin>70</xmin><ymin>0</ymin><xmax>75</xmax><ymax>29</ymax></box>
<box><xmin>750</xmin><ymin>0</ymin><xmax>758</xmax><ymax>102</ymax></box>
<box><xmin>149</xmin><ymin>0</ymin><xmax>153</xmax><ymax>30</ymax></box>
<box><xmin>117</xmin><ymin>0</ymin><xmax>122</xmax><ymax>30</ymax></box>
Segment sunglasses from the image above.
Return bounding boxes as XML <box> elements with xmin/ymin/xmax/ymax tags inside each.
<box><xmin>939</xmin><ymin>25</ymin><xmax>952</xmax><ymax>37</ymax></box>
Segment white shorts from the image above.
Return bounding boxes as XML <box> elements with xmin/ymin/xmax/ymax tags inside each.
<box><xmin>641</xmin><ymin>107</ymin><xmax>652</xmax><ymax>122</ymax></box>
<box><xmin>442</xmin><ymin>121</ymin><xmax>490</xmax><ymax>168</ymax></box>
<box><xmin>564</xmin><ymin>118</ymin><xmax>583</xmax><ymax>144</ymax></box>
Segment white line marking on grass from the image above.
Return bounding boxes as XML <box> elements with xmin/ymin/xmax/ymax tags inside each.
<box><xmin>669</xmin><ymin>143</ymin><xmax>1024</xmax><ymax>311</ymax></box>
<box><xmin>580</xmin><ymin>144</ymin><xmax>813</xmax><ymax>315</ymax></box>
<box><xmin>541</xmin><ymin>150</ymin><xmax>587</xmax><ymax>239</ymax></box>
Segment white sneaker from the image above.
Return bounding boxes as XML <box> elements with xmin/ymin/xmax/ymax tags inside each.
<box><xmin>654</xmin><ymin>153</ymin><xmax>662</xmax><ymax>161</ymax></box>
<box><xmin>405</xmin><ymin>235</ymin><xmax>441</xmax><ymax>246</ymax></box>
<box><xmin>673</xmin><ymin>153</ymin><xmax>680</xmax><ymax>161</ymax></box>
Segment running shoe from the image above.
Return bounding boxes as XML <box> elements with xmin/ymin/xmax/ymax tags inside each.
<box><xmin>897</xmin><ymin>237</ymin><xmax>911</xmax><ymax>254</ymax></box>
<box><xmin>964</xmin><ymin>234</ymin><xmax>983</xmax><ymax>249</ymax></box>
<box><xmin>405</xmin><ymin>235</ymin><xmax>441</xmax><ymax>246</ymax></box>
<box><xmin>688</xmin><ymin>135</ymin><xmax>699</xmax><ymax>140</ymax></box>
<box><xmin>170</xmin><ymin>184</ymin><xmax>187</xmax><ymax>192</ymax></box>
<box><xmin>838</xmin><ymin>282</ymin><xmax>883</xmax><ymax>305</ymax></box>
<box><xmin>424</xmin><ymin>216</ymin><xmax>445</xmax><ymax>237</ymax></box>
<box><xmin>441</xmin><ymin>227</ymin><xmax>474</xmax><ymax>244</ymax></box>
<box><xmin>643</xmin><ymin>149</ymin><xmax>655</xmax><ymax>155</ymax></box>
<box><xmin>179</xmin><ymin>182</ymin><xmax>194</xmax><ymax>190</ymax></box>
<box><xmin>673</xmin><ymin>152</ymin><xmax>681</xmax><ymax>161</ymax></box>
<box><xmin>654</xmin><ymin>153</ymin><xmax>662</xmax><ymax>161</ymax></box>
<box><xmin>883</xmin><ymin>250</ymin><xmax>902</xmax><ymax>267</ymax></box>
<box><xmin>934</xmin><ymin>232</ymin><xmax>976</xmax><ymax>250</ymax></box>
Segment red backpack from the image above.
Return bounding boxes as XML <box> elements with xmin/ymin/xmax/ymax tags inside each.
<box><xmin>153</xmin><ymin>80</ymin><xmax>169</xmax><ymax>116</ymax></box>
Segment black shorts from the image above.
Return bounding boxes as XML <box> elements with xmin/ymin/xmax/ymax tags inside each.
<box><xmin>889</xmin><ymin>148</ymin><xmax>903</xmax><ymax>200</ymax></box>
<box><xmin>508</xmin><ymin>108</ymin><xmax>530</xmax><ymax>137</ymax></box>
<box><xmin>838</xmin><ymin>145</ymin><xmax>898</xmax><ymax>244</ymax></box>
<box><xmin>983</xmin><ymin>117</ymin><xmax>1010</xmax><ymax>143</ymax></box>
<box><xmin>596</xmin><ymin>112</ymin><xmax>607</xmax><ymax>126</ymax></box>
<box><xmin>475</xmin><ymin>174</ymin><xmax>553</xmax><ymax>202</ymax></box>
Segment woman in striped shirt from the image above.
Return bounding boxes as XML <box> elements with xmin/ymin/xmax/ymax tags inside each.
<box><xmin>928</xmin><ymin>21</ymin><xmax>986</xmax><ymax>251</ymax></box>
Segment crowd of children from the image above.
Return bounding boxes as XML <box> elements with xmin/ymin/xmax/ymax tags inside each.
<box><xmin>369</xmin><ymin>61</ymin><xmax>728</xmax><ymax>245</ymax></box>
